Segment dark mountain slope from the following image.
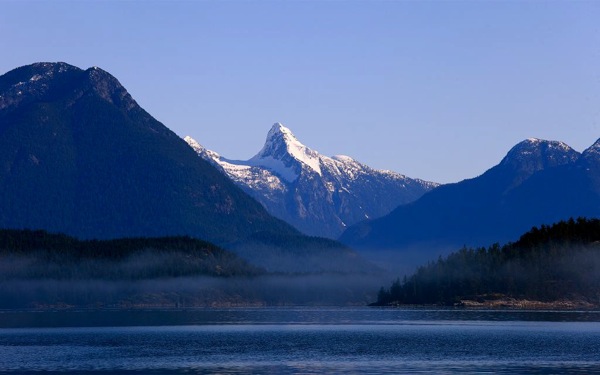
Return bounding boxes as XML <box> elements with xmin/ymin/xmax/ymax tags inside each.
<box><xmin>341</xmin><ymin>138</ymin><xmax>599</xmax><ymax>250</ymax></box>
<box><xmin>0</xmin><ymin>62</ymin><xmax>296</xmax><ymax>243</ymax></box>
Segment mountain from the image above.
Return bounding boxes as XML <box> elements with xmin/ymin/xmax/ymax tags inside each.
<box><xmin>185</xmin><ymin>123</ymin><xmax>437</xmax><ymax>238</ymax></box>
<box><xmin>341</xmin><ymin>137</ymin><xmax>600</xmax><ymax>251</ymax></box>
<box><xmin>0</xmin><ymin>62</ymin><xmax>297</xmax><ymax>244</ymax></box>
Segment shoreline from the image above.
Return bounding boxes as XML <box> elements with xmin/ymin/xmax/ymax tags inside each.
<box><xmin>374</xmin><ymin>297</ymin><xmax>600</xmax><ymax>311</ymax></box>
<box><xmin>457</xmin><ymin>297</ymin><xmax>598</xmax><ymax>310</ymax></box>
<box><xmin>2</xmin><ymin>299</ymin><xmax>599</xmax><ymax>312</ymax></box>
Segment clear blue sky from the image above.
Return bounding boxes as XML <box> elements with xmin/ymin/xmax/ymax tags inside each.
<box><xmin>1</xmin><ymin>1</ymin><xmax>599</xmax><ymax>183</ymax></box>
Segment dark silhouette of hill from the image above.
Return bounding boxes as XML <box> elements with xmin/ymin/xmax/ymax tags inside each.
<box><xmin>0</xmin><ymin>62</ymin><xmax>379</xmax><ymax>277</ymax></box>
<box><xmin>0</xmin><ymin>229</ymin><xmax>383</xmax><ymax>308</ymax></box>
<box><xmin>375</xmin><ymin>217</ymin><xmax>600</xmax><ymax>306</ymax></box>
<box><xmin>0</xmin><ymin>62</ymin><xmax>297</xmax><ymax>244</ymax></box>
<box><xmin>0</xmin><ymin>229</ymin><xmax>261</xmax><ymax>280</ymax></box>
<box><xmin>341</xmin><ymin>138</ymin><xmax>600</xmax><ymax>251</ymax></box>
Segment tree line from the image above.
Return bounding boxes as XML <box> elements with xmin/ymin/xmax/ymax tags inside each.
<box><xmin>0</xmin><ymin>229</ymin><xmax>262</xmax><ymax>280</ymax></box>
<box><xmin>375</xmin><ymin>217</ymin><xmax>600</xmax><ymax>306</ymax></box>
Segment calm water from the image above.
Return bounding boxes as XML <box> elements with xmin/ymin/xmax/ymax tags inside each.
<box><xmin>1</xmin><ymin>307</ymin><xmax>600</xmax><ymax>374</ymax></box>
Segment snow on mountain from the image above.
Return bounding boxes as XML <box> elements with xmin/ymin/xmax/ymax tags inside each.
<box><xmin>0</xmin><ymin>62</ymin><xmax>78</xmax><ymax>111</ymax></box>
<box><xmin>501</xmin><ymin>138</ymin><xmax>579</xmax><ymax>167</ymax></box>
<box><xmin>497</xmin><ymin>138</ymin><xmax>580</xmax><ymax>189</ymax></box>
<box><xmin>583</xmin><ymin>138</ymin><xmax>600</xmax><ymax>161</ymax></box>
<box><xmin>0</xmin><ymin>62</ymin><xmax>139</xmax><ymax>114</ymax></box>
<box><xmin>185</xmin><ymin>123</ymin><xmax>438</xmax><ymax>238</ymax></box>
<box><xmin>250</xmin><ymin>123</ymin><xmax>322</xmax><ymax>178</ymax></box>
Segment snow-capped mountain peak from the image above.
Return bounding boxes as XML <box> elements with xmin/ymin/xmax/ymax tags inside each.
<box><xmin>250</xmin><ymin>123</ymin><xmax>322</xmax><ymax>178</ymax></box>
<box><xmin>583</xmin><ymin>138</ymin><xmax>600</xmax><ymax>158</ymax></box>
<box><xmin>184</xmin><ymin>123</ymin><xmax>437</xmax><ymax>238</ymax></box>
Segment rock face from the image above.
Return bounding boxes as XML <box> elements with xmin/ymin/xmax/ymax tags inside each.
<box><xmin>0</xmin><ymin>62</ymin><xmax>298</xmax><ymax>244</ymax></box>
<box><xmin>340</xmin><ymin>137</ymin><xmax>600</xmax><ymax>251</ymax></box>
<box><xmin>186</xmin><ymin>123</ymin><xmax>437</xmax><ymax>238</ymax></box>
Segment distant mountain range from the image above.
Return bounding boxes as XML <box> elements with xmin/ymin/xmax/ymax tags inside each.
<box><xmin>341</xmin><ymin>137</ymin><xmax>600</xmax><ymax>251</ymax></box>
<box><xmin>2</xmin><ymin>62</ymin><xmax>598</xmax><ymax>276</ymax></box>
<box><xmin>185</xmin><ymin>123</ymin><xmax>437</xmax><ymax>238</ymax></box>
<box><xmin>0</xmin><ymin>62</ymin><xmax>383</xmax><ymax>279</ymax></box>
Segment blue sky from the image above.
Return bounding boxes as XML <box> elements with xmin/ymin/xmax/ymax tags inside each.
<box><xmin>1</xmin><ymin>1</ymin><xmax>599</xmax><ymax>183</ymax></box>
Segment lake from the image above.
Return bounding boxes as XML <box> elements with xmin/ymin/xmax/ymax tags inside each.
<box><xmin>1</xmin><ymin>307</ymin><xmax>599</xmax><ymax>374</ymax></box>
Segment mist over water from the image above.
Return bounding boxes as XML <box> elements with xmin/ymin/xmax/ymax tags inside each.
<box><xmin>356</xmin><ymin>245</ymin><xmax>457</xmax><ymax>278</ymax></box>
<box><xmin>0</xmin><ymin>238</ymin><xmax>388</xmax><ymax>308</ymax></box>
<box><xmin>0</xmin><ymin>274</ymin><xmax>385</xmax><ymax>309</ymax></box>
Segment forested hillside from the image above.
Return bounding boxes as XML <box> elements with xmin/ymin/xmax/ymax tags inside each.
<box><xmin>0</xmin><ymin>229</ymin><xmax>262</xmax><ymax>280</ymax></box>
<box><xmin>0</xmin><ymin>229</ymin><xmax>381</xmax><ymax>308</ymax></box>
<box><xmin>375</xmin><ymin>218</ymin><xmax>600</xmax><ymax>306</ymax></box>
<box><xmin>0</xmin><ymin>62</ymin><xmax>297</xmax><ymax>244</ymax></box>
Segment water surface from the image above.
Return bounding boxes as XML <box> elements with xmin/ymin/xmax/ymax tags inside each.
<box><xmin>1</xmin><ymin>307</ymin><xmax>599</xmax><ymax>374</ymax></box>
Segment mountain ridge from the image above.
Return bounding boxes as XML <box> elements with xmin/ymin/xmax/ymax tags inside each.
<box><xmin>185</xmin><ymin>123</ymin><xmax>438</xmax><ymax>238</ymax></box>
<box><xmin>340</xmin><ymin>136</ymin><xmax>600</xmax><ymax>252</ymax></box>
<box><xmin>0</xmin><ymin>62</ymin><xmax>298</xmax><ymax>244</ymax></box>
